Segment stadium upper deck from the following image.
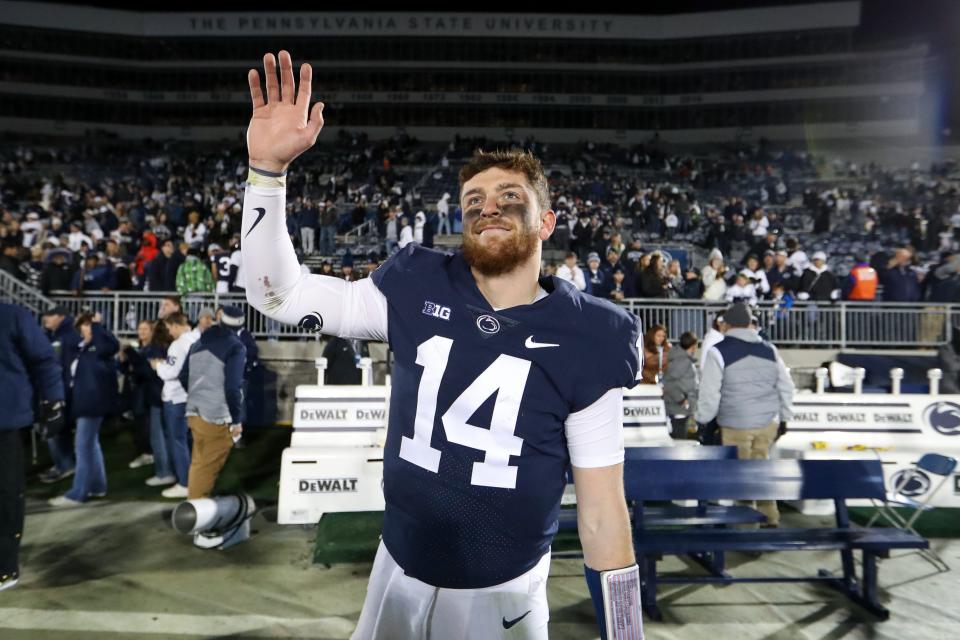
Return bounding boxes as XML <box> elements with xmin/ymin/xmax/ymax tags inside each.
<box><xmin>0</xmin><ymin>1</ymin><xmax>934</xmax><ymax>143</ymax></box>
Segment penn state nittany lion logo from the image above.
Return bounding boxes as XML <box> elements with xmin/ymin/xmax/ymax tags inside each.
<box><xmin>890</xmin><ymin>469</ymin><xmax>931</xmax><ymax>497</ymax></box>
<box><xmin>297</xmin><ymin>312</ymin><xmax>324</xmax><ymax>333</ymax></box>
<box><xmin>923</xmin><ymin>401</ymin><xmax>960</xmax><ymax>436</ymax></box>
<box><xmin>476</xmin><ymin>314</ymin><xmax>501</xmax><ymax>335</ymax></box>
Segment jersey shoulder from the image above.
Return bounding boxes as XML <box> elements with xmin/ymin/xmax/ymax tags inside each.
<box><xmin>557</xmin><ymin>278</ymin><xmax>642</xmax><ymax>342</ymax></box>
<box><xmin>548</xmin><ymin>280</ymin><xmax>643</xmax><ymax>408</ymax></box>
<box><xmin>371</xmin><ymin>244</ymin><xmax>455</xmax><ymax>293</ymax></box>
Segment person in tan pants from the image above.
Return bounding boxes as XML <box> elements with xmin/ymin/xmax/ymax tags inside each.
<box><xmin>176</xmin><ymin>307</ymin><xmax>247</xmax><ymax>500</ymax></box>
<box><xmin>720</xmin><ymin>421</ymin><xmax>781</xmax><ymax>526</ymax></box>
<box><xmin>186</xmin><ymin>416</ymin><xmax>239</xmax><ymax>499</ymax></box>
<box><xmin>695</xmin><ymin>302</ymin><xmax>795</xmax><ymax>528</ymax></box>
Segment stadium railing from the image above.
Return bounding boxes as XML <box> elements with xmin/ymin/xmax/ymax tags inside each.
<box><xmin>38</xmin><ymin>289</ymin><xmax>958</xmax><ymax>347</ymax></box>
<box><xmin>0</xmin><ymin>270</ymin><xmax>55</xmax><ymax>315</ymax></box>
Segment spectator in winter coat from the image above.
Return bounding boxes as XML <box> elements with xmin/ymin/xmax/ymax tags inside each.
<box><xmin>70</xmin><ymin>254</ymin><xmax>116</xmax><ymax>291</ymax></box>
<box><xmin>878</xmin><ymin>248</ymin><xmax>922</xmax><ymax>302</ymax></box>
<box><xmin>40</xmin><ymin>249</ymin><xmax>76</xmax><ymax>294</ymax></box>
<box><xmin>49</xmin><ymin>314</ymin><xmax>119</xmax><ymax>507</ymax></box>
<box><xmin>607</xmin><ymin>268</ymin><xmax>631</xmax><ymax>300</ymax></box>
<box><xmin>701</xmin><ymin>249</ymin><xmax>728</xmax><ymax>301</ymax></box>
<box><xmin>797</xmin><ymin>251</ymin><xmax>840</xmax><ymax>301</ymax></box>
<box><xmin>152</xmin><ymin>313</ymin><xmax>200</xmax><ymax>499</ymax></box>
<box><xmin>175</xmin><ymin>248</ymin><xmax>215</xmax><ymax>297</ymax></box>
<box><xmin>183</xmin><ymin>211</ymin><xmax>207</xmax><ymax>249</ymax></box>
<box><xmin>134</xmin><ymin>231</ymin><xmax>159</xmax><ymax>279</ymax></box>
<box><xmin>555</xmin><ymin>251</ymin><xmax>586</xmax><ymax>291</ymax></box>
<box><xmin>725</xmin><ymin>272</ymin><xmax>758</xmax><ymax>305</ymax></box>
<box><xmin>584</xmin><ymin>252</ymin><xmax>608</xmax><ymax>297</ymax></box>
<box><xmin>217</xmin><ymin>305</ymin><xmax>258</xmax><ymax>373</ymax></box>
<box><xmin>765</xmin><ymin>250</ymin><xmax>797</xmax><ymax>293</ymax></box>
<box><xmin>39</xmin><ymin>307</ymin><xmax>81</xmax><ymax>483</ymax></box>
<box><xmin>639</xmin><ymin>253</ymin><xmax>669</xmax><ymax>298</ymax></box>
<box><xmin>641</xmin><ymin>324</ymin><xmax>671</xmax><ymax>384</ymax></box>
<box><xmin>740</xmin><ymin>254</ymin><xmax>770</xmax><ymax>297</ymax></box>
<box><xmin>695</xmin><ymin>302</ymin><xmax>794</xmax><ymax>527</ymax></box>
<box><xmin>785</xmin><ymin>237</ymin><xmax>810</xmax><ymax>275</ymax></box>
<box><xmin>121</xmin><ymin>319</ymin><xmax>174</xmax><ymax>486</ymax></box>
<box><xmin>0</xmin><ymin>303</ymin><xmax>64</xmax><ymax>591</ymax></box>
<box><xmin>147</xmin><ymin>239</ymin><xmax>185</xmax><ymax>292</ymax></box>
<box><xmin>178</xmin><ymin>318</ymin><xmax>246</xmax><ymax>501</ymax></box>
<box><xmin>662</xmin><ymin>331</ymin><xmax>699</xmax><ymax>439</ymax></box>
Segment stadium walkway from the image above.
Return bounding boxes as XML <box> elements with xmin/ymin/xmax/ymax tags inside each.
<box><xmin>2</xmin><ymin>499</ymin><xmax>958</xmax><ymax>639</ymax></box>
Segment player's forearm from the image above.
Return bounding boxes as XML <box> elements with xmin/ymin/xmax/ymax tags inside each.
<box><xmin>242</xmin><ymin>183</ymin><xmax>303</xmax><ymax>313</ymax></box>
<box><xmin>241</xmin><ymin>183</ymin><xmax>388</xmax><ymax>341</ymax></box>
<box><xmin>578</xmin><ymin>502</ymin><xmax>635</xmax><ymax>570</ymax></box>
<box><xmin>573</xmin><ymin>462</ymin><xmax>635</xmax><ymax>570</ymax></box>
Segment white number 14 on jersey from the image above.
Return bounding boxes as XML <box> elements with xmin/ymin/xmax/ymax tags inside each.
<box><xmin>399</xmin><ymin>335</ymin><xmax>531</xmax><ymax>489</ymax></box>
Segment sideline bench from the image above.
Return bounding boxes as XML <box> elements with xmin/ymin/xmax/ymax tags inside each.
<box><xmin>557</xmin><ymin>446</ymin><xmax>754</xmax><ymax>535</ymax></box>
<box><xmin>625</xmin><ymin>458</ymin><xmax>928</xmax><ymax>620</ymax></box>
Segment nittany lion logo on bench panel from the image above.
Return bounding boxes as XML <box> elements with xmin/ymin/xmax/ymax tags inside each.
<box><xmin>923</xmin><ymin>401</ymin><xmax>960</xmax><ymax>436</ymax></box>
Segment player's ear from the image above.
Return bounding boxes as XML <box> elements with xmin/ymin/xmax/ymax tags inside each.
<box><xmin>538</xmin><ymin>210</ymin><xmax>557</xmax><ymax>241</ymax></box>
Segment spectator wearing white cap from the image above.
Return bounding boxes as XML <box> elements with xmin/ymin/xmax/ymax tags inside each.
<box><xmin>797</xmin><ymin>251</ymin><xmax>840</xmax><ymax>301</ymax></box>
<box><xmin>217</xmin><ymin>305</ymin><xmax>258</xmax><ymax>374</ymax></box>
<box><xmin>584</xmin><ymin>251</ymin><xmax>608</xmax><ymax>297</ymax></box>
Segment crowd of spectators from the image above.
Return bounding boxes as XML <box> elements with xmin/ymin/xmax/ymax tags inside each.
<box><xmin>1</xmin><ymin>136</ymin><xmax>959</xmax><ymax>310</ymax></box>
<box><xmin>37</xmin><ymin>295</ymin><xmax>261</xmax><ymax>515</ymax></box>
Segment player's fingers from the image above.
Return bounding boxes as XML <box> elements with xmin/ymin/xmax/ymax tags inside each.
<box><xmin>248</xmin><ymin>69</ymin><xmax>265</xmax><ymax>110</ymax></box>
<box><xmin>263</xmin><ymin>53</ymin><xmax>279</xmax><ymax>104</ymax></box>
<box><xmin>279</xmin><ymin>50</ymin><xmax>296</xmax><ymax>104</ymax></box>
<box><xmin>297</xmin><ymin>62</ymin><xmax>312</xmax><ymax>110</ymax></box>
<box><xmin>305</xmin><ymin>101</ymin><xmax>325</xmax><ymax>142</ymax></box>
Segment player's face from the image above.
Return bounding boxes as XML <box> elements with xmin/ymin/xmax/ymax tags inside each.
<box><xmin>460</xmin><ymin>168</ymin><xmax>547</xmax><ymax>276</ymax></box>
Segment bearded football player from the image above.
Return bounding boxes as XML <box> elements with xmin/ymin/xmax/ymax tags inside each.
<box><xmin>242</xmin><ymin>50</ymin><xmax>644</xmax><ymax>640</ymax></box>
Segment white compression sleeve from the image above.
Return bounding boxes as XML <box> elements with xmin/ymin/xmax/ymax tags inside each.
<box><xmin>565</xmin><ymin>387</ymin><xmax>625</xmax><ymax>468</ymax></box>
<box><xmin>241</xmin><ymin>184</ymin><xmax>388</xmax><ymax>342</ymax></box>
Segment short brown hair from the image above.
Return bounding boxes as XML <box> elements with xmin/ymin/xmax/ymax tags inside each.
<box><xmin>74</xmin><ymin>313</ymin><xmax>95</xmax><ymax>330</ymax></box>
<box><xmin>163</xmin><ymin>312</ymin><xmax>189</xmax><ymax>327</ymax></box>
<box><xmin>459</xmin><ymin>149</ymin><xmax>550</xmax><ymax>211</ymax></box>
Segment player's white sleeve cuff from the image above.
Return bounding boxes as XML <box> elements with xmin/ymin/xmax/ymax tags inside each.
<box><xmin>565</xmin><ymin>388</ymin><xmax>624</xmax><ymax>468</ymax></box>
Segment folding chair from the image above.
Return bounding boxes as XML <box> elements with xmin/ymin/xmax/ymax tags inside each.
<box><xmin>867</xmin><ymin>453</ymin><xmax>957</xmax><ymax>570</ymax></box>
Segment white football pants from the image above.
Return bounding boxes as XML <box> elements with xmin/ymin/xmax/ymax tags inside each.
<box><xmin>351</xmin><ymin>541</ymin><xmax>551</xmax><ymax>640</ymax></box>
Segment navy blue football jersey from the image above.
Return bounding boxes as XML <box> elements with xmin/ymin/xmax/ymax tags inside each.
<box><xmin>371</xmin><ymin>244</ymin><xmax>641</xmax><ymax>589</ymax></box>
<box><xmin>211</xmin><ymin>252</ymin><xmax>234</xmax><ymax>285</ymax></box>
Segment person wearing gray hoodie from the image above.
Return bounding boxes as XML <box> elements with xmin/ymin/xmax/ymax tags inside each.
<box><xmin>662</xmin><ymin>331</ymin><xmax>699</xmax><ymax>440</ymax></box>
<box><xmin>695</xmin><ymin>302</ymin><xmax>794</xmax><ymax>527</ymax></box>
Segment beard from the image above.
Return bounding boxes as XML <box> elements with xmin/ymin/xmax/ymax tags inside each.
<box><xmin>462</xmin><ymin>220</ymin><xmax>540</xmax><ymax>277</ymax></box>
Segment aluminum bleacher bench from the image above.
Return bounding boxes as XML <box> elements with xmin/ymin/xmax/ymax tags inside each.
<box><xmin>625</xmin><ymin>458</ymin><xmax>928</xmax><ymax>621</ymax></box>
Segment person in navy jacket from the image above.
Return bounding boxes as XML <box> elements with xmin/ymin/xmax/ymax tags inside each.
<box><xmin>49</xmin><ymin>313</ymin><xmax>119</xmax><ymax>506</ymax></box>
<box><xmin>39</xmin><ymin>307</ymin><xmax>81</xmax><ymax>483</ymax></box>
<box><xmin>121</xmin><ymin>319</ymin><xmax>175</xmax><ymax>486</ymax></box>
<box><xmin>1</xmin><ymin>303</ymin><xmax>64</xmax><ymax>591</ymax></box>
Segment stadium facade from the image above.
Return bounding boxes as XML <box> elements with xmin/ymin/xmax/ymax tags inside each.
<box><xmin>0</xmin><ymin>0</ymin><xmax>934</xmax><ymax>143</ymax></box>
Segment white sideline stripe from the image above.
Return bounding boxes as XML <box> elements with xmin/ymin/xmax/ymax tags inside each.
<box><xmin>0</xmin><ymin>608</ymin><xmax>355</xmax><ymax>637</ymax></box>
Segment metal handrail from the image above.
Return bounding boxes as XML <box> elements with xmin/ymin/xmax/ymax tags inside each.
<box><xmin>342</xmin><ymin>218</ymin><xmax>378</xmax><ymax>244</ymax></box>
<box><xmin>0</xmin><ymin>270</ymin><xmax>55</xmax><ymax>315</ymax></box>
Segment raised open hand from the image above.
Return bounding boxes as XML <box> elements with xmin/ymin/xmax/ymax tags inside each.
<box><xmin>246</xmin><ymin>51</ymin><xmax>324</xmax><ymax>175</ymax></box>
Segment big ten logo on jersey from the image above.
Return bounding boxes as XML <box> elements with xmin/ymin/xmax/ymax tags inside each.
<box><xmin>422</xmin><ymin>301</ymin><xmax>451</xmax><ymax>321</ymax></box>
